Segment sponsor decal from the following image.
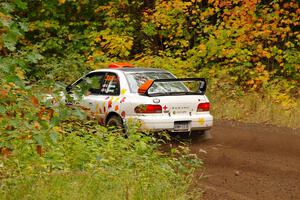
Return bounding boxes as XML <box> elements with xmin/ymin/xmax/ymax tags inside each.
<box><xmin>95</xmin><ymin>103</ymin><xmax>100</xmax><ymax>114</ymax></box>
<box><xmin>198</xmin><ymin>118</ymin><xmax>205</xmax><ymax>125</ymax></box>
<box><xmin>120</xmin><ymin>97</ymin><xmax>126</xmax><ymax>103</ymax></box>
<box><xmin>121</xmin><ymin>88</ymin><xmax>127</xmax><ymax>95</ymax></box>
<box><xmin>115</xmin><ymin>105</ymin><xmax>119</xmax><ymax>111</ymax></box>
<box><xmin>114</xmin><ymin>97</ymin><xmax>120</xmax><ymax>102</ymax></box>
<box><xmin>163</xmin><ymin>105</ymin><xmax>168</xmax><ymax>111</ymax></box>
<box><xmin>108</xmin><ymin>100</ymin><xmax>112</xmax><ymax>109</ymax></box>
<box><xmin>121</xmin><ymin>111</ymin><xmax>126</xmax><ymax>118</ymax></box>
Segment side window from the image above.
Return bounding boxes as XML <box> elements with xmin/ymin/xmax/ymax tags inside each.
<box><xmin>100</xmin><ymin>73</ymin><xmax>120</xmax><ymax>95</ymax></box>
<box><xmin>73</xmin><ymin>72</ymin><xmax>105</xmax><ymax>95</ymax></box>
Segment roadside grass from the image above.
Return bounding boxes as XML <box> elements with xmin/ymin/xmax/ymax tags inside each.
<box><xmin>0</xmin><ymin>121</ymin><xmax>201</xmax><ymax>200</ymax></box>
<box><xmin>209</xmin><ymin>92</ymin><xmax>300</xmax><ymax>129</ymax></box>
<box><xmin>1</xmin><ymin>171</ymin><xmax>191</xmax><ymax>200</ymax></box>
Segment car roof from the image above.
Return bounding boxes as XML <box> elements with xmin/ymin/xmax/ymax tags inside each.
<box><xmin>116</xmin><ymin>67</ymin><xmax>167</xmax><ymax>72</ymax></box>
<box><xmin>92</xmin><ymin>67</ymin><xmax>169</xmax><ymax>73</ymax></box>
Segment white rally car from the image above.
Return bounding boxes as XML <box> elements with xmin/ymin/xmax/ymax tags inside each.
<box><xmin>66</xmin><ymin>63</ymin><xmax>213</xmax><ymax>135</ymax></box>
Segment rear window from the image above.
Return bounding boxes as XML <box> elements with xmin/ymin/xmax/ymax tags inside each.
<box><xmin>125</xmin><ymin>72</ymin><xmax>188</xmax><ymax>94</ymax></box>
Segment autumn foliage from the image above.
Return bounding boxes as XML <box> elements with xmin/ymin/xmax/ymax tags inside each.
<box><xmin>0</xmin><ymin>0</ymin><xmax>300</xmax><ymax>151</ymax></box>
<box><xmin>0</xmin><ymin>1</ymin><xmax>299</xmax><ymax>197</ymax></box>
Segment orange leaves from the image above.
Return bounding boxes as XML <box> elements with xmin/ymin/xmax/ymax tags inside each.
<box><xmin>255</xmin><ymin>64</ymin><xmax>265</xmax><ymax>73</ymax></box>
<box><xmin>36</xmin><ymin>145</ymin><xmax>43</xmax><ymax>156</ymax></box>
<box><xmin>1</xmin><ymin>147</ymin><xmax>11</xmax><ymax>158</ymax></box>
<box><xmin>16</xmin><ymin>68</ymin><xmax>25</xmax><ymax>80</ymax></box>
<box><xmin>31</xmin><ymin>96</ymin><xmax>39</xmax><ymax>107</ymax></box>
<box><xmin>0</xmin><ymin>89</ymin><xmax>8</xmax><ymax>98</ymax></box>
<box><xmin>33</xmin><ymin>121</ymin><xmax>40</xmax><ymax>129</ymax></box>
<box><xmin>198</xmin><ymin>44</ymin><xmax>207</xmax><ymax>57</ymax></box>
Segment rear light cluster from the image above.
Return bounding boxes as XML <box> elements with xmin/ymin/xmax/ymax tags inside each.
<box><xmin>197</xmin><ymin>102</ymin><xmax>210</xmax><ymax>112</ymax></box>
<box><xmin>134</xmin><ymin>104</ymin><xmax>162</xmax><ymax>114</ymax></box>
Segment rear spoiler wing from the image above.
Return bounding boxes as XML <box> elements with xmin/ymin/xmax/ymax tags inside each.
<box><xmin>138</xmin><ymin>78</ymin><xmax>207</xmax><ymax>96</ymax></box>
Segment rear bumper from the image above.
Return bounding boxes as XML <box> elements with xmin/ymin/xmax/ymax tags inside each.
<box><xmin>127</xmin><ymin>113</ymin><xmax>213</xmax><ymax>132</ymax></box>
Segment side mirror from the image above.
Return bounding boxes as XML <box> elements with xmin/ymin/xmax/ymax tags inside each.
<box><xmin>138</xmin><ymin>80</ymin><xmax>154</xmax><ymax>95</ymax></box>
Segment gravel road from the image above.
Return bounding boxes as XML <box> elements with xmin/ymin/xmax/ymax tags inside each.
<box><xmin>189</xmin><ymin>120</ymin><xmax>300</xmax><ymax>200</ymax></box>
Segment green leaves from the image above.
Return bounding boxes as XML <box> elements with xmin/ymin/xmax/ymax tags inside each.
<box><xmin>2</xmin><ymin>25</ymin><xmax>22</xmax><ymax>51</ymax></box>
<box><xmin>26</xmin><ymin>51</ymin><xmax>44</xmax><ymax>63</ymax></box>
<box><xmin>15</xmin><ymin>0</ymin><xmax>28</xmax><ymax>10</ymax></box>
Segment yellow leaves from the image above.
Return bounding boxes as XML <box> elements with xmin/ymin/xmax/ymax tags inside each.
<box><xmin>185</xmin><ymin>2</ymin><xmax>192</xmax><ymax>7</ymax></box>
<box><xmin>87</xmin><ymin>55</ymin><xmax>93</xmax><ymax>61</ymax></box>
<box><xmin>257</xmin><ymin>46</ymin><xmax>272</xmax><ymax>59</ymax></box>
<box><xmin>16</xmin><ymin>68</ymin><xmax>25</xmax><ymax>80</ymax></box>
<box><xmin>97</xmin><ymin>30</ymin><xmax>133</xmax><ymax>58</ymax></box>
<box><xmin>265</xmin><ymin>51</ymin><xmax>271</xmax><ymax>59</ymax></box>
<box><xmin>53</xmin><ymin>126</ymin><xmax>63</xmax><ymax>133</ymax></box>
<box><xmin>198</xmin><ymin>44</ymin><xmax>206</xmax><ymax>52</ymax></box>
<box><xmin>275</xmin><ymin>55</ymin><xmax>283</xmax><ymax>64</ymax></box>
<box><xmin>246</xmin><ymin>79</ymin><xmax>254</xmax><ymax>85</ymax></box>
<box><xmin>255</xmin><ymin>63</ymin><xmax>265</xmax><ymax>73</ymax></box>
<box><xmin>95</xmin><ymin>36</ymin><xmax>101</xmax><ymax>42</ymax></box>
<box><xmin>275</xmin><ymin>94</ymin><xmax>297</xmax><ymax>110</ymax></box>
<box><xmin>0</xmin><ymin>12</ymin><xmax>11</xmax><ymax>23</ymax></box>
<box><xmin>67</xmin><ymin>34</ymin><xmax>72</xmax><ymax>41</ymax></box>
<box><xmin>58</xmin><ymin>0</ymin><xmax>66</xmax><ymax>4</ymax></box>
<box><xmin>198</xmin><ymin>43</ymin><xmax>207</xmax><ymax>57</ymax></box>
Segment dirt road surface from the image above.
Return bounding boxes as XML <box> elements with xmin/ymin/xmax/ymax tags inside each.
<box><xmin>190</xmin><ymin>120</ymin><xmax>300</xmax><ymax>200</ymax></box>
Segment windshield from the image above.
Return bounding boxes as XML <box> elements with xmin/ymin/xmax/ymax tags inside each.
<box><xmin>125</xmin><ymin>72</ymin><xmax>189</xmax><ymax>94</ymax></box>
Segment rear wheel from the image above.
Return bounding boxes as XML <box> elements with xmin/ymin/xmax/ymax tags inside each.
<box><xmin>106</xmin><ymin>115</ymin><xmax>126</xmax><ymax>135</ymax></box>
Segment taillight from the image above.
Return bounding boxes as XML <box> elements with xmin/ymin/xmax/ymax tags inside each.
<box><xmin>134</xmin><ymin>104</ymin><xmax>162</xmax><ymax>114</ymax></box>
<box><xmin>197</xmin><ymin>102</ymin><xmax>210</xmax><ymax>112</ymax></box>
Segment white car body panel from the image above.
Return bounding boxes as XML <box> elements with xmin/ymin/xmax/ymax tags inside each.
<box><xmin>66</xmin><ymin>67</ymin><xmax>213</xmax><ymax>133</ymax></box>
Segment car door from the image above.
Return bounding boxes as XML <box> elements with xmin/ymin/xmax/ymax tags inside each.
<box><xmin>97</xmin><ymin>72</ymin><xmax>121</xmax><ymax>124</ymax></box>
<box><xmin>80</xmin><ymin>72</ymin><xmax>106</xmax><ymax>119</ymax></box>
<box><xmin>67</xmin><ymin>71</ymin><xmax>121</xmax><ymax>125</ymax></box>
<box><xmin>67</xmin><ymin>72</ymin><xmax>106</xmax><ymax>115</ymax></box>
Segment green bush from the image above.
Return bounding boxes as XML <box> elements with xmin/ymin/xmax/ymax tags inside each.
<box><xmin>0</xmin><ymin>121</ymin><xmax>201</xmax><ymax>200</ymax></box>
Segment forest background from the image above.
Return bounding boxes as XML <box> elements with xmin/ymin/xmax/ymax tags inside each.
<box><xmin>2</xmin><ymin>0</ymin><xmax>299</xmax><ymax>127</ymax></box>
<box><xmin>0</xmin><ymin>0</ymin><xmax>299</xmax><ymax>199</ymax></box>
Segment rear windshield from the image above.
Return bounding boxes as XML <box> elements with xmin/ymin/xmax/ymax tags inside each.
<box><xmin>125</xmin><ymin>72</ymin><xmax>189</xmax><ymax>94</ymax></box>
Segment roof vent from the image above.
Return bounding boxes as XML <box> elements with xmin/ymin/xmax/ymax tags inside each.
<box><xmin>108</xmin><ymin>62</ymin><xmax>134</xmax><ymax>68</ymax></box>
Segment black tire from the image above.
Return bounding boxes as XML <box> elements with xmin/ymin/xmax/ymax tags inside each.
<box><xmin>106</xmin><ymin>115</ymin><xmax>125</xmax><ymax>135</ymax></box>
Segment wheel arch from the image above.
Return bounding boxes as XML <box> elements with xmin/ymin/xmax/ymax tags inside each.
<box><xmin>105</xmin><ymin>111</ymin><xmax>123</xmax><ymax>125</ymax></box>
